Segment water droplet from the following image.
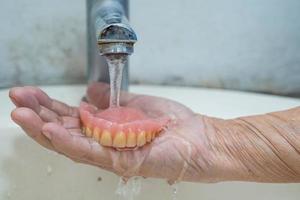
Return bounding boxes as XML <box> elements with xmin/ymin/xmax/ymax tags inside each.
<box><xmin>47</xmin><ymin>165</ymin><xmax>53</xmax><ymax>176</ymax></box>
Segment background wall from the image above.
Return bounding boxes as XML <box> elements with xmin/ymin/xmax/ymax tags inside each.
<box><xmin>0</xmin><ymin>0</ymin><xmax>86</xmax><ymax>86</ymax></box>
<box><xmin>0</xmin><ymin>0</ymin><xmax>300</xmax><ymax>96</ymax></box>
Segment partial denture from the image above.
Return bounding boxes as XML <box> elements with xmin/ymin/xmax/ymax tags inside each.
<box><xmin>79</xmin><ymin>102</ymin><xmax>168</xmax><ymax>149</ymax></box>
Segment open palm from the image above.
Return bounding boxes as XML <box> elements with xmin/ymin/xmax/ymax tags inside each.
<box><xmin>9</xmin><ymin>83</ymin><xmax>211</xmax><ymax>183</ymax></box>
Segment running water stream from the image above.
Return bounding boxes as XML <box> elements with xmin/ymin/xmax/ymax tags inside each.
<box><xmin>114</xmin><ymin>177</ymin><xmax>180</xmax><ymax>200</ymax></box>
<box><xmin>105</xmin><ymin>54</ymin><xmax>180</xmax><ymax>200</ymax></box>
<box><xmin>115</xmin><ymin>177</ymin><xmax>142</xmax><ymax>200</ymax></box>
<box><xmin>106</xmin><ymin>54</ymin><xmax>144</xmax><ymax>200</ymax></box>
<box><xmin>105</xmin><ymin>54</ymin><xmax>128</xmax><ymax>108</ymax></box>
<box><xmin>171</xmin><ymin>182</ymin><xmax>179</xmax><ymax>200</ymax></box>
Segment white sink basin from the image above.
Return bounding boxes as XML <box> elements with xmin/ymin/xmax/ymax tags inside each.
<box><xmin>0</xmin><ymin>85</ymin><xmax>299</xmax><ymax>200</ymax></box>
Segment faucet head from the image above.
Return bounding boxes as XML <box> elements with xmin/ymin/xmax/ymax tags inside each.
<box><xmin>97</xmin><ymin>23</ymin><xmax>137</xmax><ymax>55</ymax></box>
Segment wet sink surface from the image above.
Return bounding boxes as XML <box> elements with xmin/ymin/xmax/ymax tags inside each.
<box><xmin>0</xmin><ymin>85</ymin><xmax>299</xmax><ymax>200</ymax></box>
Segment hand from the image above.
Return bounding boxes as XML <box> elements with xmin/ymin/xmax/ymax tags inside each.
<box><xmin>9</xmin><ymin>83</ymin><xmax>216</xmax><ymax>183</ymax></box>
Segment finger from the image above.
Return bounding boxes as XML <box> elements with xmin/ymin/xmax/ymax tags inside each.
<box><xmin>11</xmin><ymin>107</ymin><xmax>54</xmax><ymax>150</ymax></box>
<box><xmin>25</xmin><ymin>86</ymin><xmax>79</xmax><ymax>117</ymax></box>
<box><xmin>9</xmin><ymin>86</ymin><xmax>78</xmax><ymax>117</ymax></box>
<box><xmin>37</xmin><ymin>106</ymin><xmax>81</xmax><ymax>130</ymax></box>
<box><xmin>9</xmin><ymin>87</ymin><xmax>64</xmax><ymax>123</ymax></box>
<box><xmin>9</xmin><ymin>87</ymin><xmax>41</xmax><ymax>113</ymax></box>
<box><xmin>49</xmin><ymin>99</ymin><xmax>79</xmax><ymax>117</ymax></box>
<box><xmin>39</xmin><ymin>106</ymin><xmax>61</xmax><ymax>123</ymax></box>
<box><xmin>42</xmin><ymin>123</ymin><xmax>114</xmax><ymax>168</ymax></box>
<box><xmin>61</xmin><ymin>116</ymin><xmax>81</xmax><ymax>129</ymax></box>
<box><xmin>86</xmin><ymin>82</ymin><xmax>135</xmax><ymax>108</ymax></box>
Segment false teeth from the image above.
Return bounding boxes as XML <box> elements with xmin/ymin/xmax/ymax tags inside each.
<box><xmin>79</xmin><ymin>102</ymin><xmax>168</xmax><ymax>149</ymax></box>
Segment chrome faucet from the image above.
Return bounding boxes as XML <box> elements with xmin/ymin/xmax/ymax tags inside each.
<box><xmin>87</xmin><ymin>0</ymin><xmax>137</xmax><ymax>90</ymax></box>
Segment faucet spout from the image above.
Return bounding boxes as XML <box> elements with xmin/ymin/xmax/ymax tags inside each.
<box><xmin>93</xmin><ymin>0</ymin><xmax>137</xmax><ymax>55</ymax></box>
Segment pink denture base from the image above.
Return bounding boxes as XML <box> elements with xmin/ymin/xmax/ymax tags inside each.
<box><xmin>79</xmin><ymin>102</ymin><xmax>168</xmax><ymax>148</ymax></box>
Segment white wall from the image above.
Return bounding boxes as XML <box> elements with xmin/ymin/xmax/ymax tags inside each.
<box><xmin>0</xmin><ymin>0</ymin><xmax>86</xmax><ymax>86</ymax></box>
<box><xmin>130</xmin><ymin>0</ymin><xmax>300</xmax><ymax>95</ymax></box>
<box><xmin>0</xmin><ymin>0</ymin><xmax>300</xmax><ymax>95</ymax></box>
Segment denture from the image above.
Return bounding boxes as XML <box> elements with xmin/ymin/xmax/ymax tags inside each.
<box><xmin>79</xmin><ymin>102</ymin><xmax>168</xmax><ymax>149</ymax></box>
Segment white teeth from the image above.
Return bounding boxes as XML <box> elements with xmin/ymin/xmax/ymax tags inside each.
<box><xmin>82</xmin><ymin>126</ymin><xmax>159</xmax><ymax>148</ymax></box>
<box><xmin>93</xmin><ymin>127</ymin><xmax>101</xmax><ymax>142</ymax></box>
<box><xmin>137</xmin><ymin>131</ymin><xmax>146</xmax><ymax>147</ymax></box>
<box><xmin>86</xmin><ymin>127</ymin><xmax>93</xmax><ymax>137</ymax></box>
<box><xmin>146</xmin><ymin>131</ymin><xmax>152</xmax><ymax>142</ymax></box>
<box><xmin>113</xmin><ymin>132</ymin><xmax>126</xmax><ymax>148</ymax></box>
<box><xmin>152</xmin><ymin>132</ymin><xmax>156</xmax><ymax>140</ymax></box>
<box><xmin>127</xmin><ymin>131</ymin><xmax>137</xmax><ymax>147</ymax></box>
<box><xmin>100</xmin><ymin>130</ymin><xmax>112</xmax><ymax>146</ymax></box>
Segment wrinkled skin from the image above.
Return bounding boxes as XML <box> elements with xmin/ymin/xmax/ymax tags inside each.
<box><xmin>9</xmin><ymin>83</ymin><xmax>213</xmax><ymax>183</ymax></box>
<box><xmin>9</xmin><ymin>83</ymin><xmax>300</xmax><ymax>183</ymax></box>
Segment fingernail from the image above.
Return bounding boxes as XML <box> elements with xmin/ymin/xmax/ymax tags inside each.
<box><xmin>11</xmin><ymin>110</ymin><xmax>21</xmax><ymax>125</ymax></box>
<box><xmin>43</xmin><ymin>131</ymin><xmax>52</xmax><ymax>140</ymax></box>
<box><xmin>11</xmin><ymin>117</ymin><xmax>20</xmax><ymax>125</ymax></box>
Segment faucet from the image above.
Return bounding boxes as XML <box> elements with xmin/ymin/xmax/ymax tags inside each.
<box><xmin>87</xmin><ymin>0</ymin><xmax>137</xmax><ymax>91</ymax></box>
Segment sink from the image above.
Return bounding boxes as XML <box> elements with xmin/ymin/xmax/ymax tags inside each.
<box><xmin>0</xmin><ymin>85</ymin><xmax>299</xmax><ymax>200</ymax></box>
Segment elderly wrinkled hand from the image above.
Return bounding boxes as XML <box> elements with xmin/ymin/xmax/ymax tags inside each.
<box><xmin>9</xmin><ymin>83</ymin><xmax>300</xmax><ymax>183</ymax></box>
<box><xmin>9</xmin><ymin>83</ymin><xmax>211</xmax><ymax>183</ymax></box>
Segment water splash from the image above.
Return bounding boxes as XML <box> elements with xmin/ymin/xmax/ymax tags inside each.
<box><xmin>105</xmin><ymin>54</ymin><xmax>128</xmax><ymax>108</ymax></box>
<box><xmin>115</xmin><ymin>176</ymin><xmax>142</xmax><ymax>200</ymax></box>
